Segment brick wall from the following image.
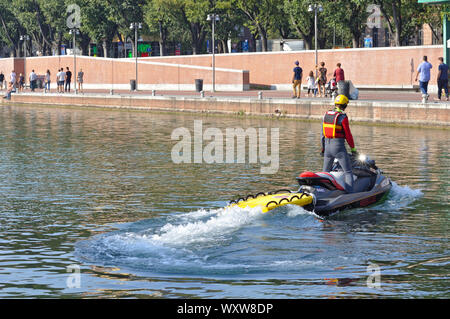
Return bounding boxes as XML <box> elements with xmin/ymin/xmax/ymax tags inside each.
<box><xmin>0</xmin><ymin>45</ymin><xmax>444</xmax><ymax>91</ymax></box>
<box><xmin>146</xmin><ymin>45</ymin><xmax>443</xmax><ymax>90</ymax></box>
<box><xmin>0</xmin><ymin>56</ymin><xmax>249</xmax><ymax>91</ymax></box>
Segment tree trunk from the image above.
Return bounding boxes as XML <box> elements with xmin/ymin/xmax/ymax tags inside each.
<box><xmin>289</xmin><ymin>13</ymin><xmax>313</xmax><ymax>50</ymax></box>
<box><xmin>250</xmin><ymin>33</ymin><xmax>257</xmax><ymax>52</ymax></box>
<box><xmin>190</xmin><ymin>23</ymin><xmax>205</xmax><ymax>55</ymax></box>
<box><xmin>102</xmin><ymin>39</ymin><xmax>113</xmax><ymax>58</ymax></box>
<box><xmin>159</xmin><ymin>21</ymin><xmax>167</xmax><ymax>56</ymax></box>
<box><xmin>259</xmin><ymin>29</ymin><xmax>268</xmax><ymax>52</ymax></box>
<box><xmin>80</xmin><ymin>34</ymin><xmax>90</xmax><ymax>56</ymax></box>
<box><xmin>351</xmin><ymin>29</ymin><xmax>361</xmax><ymax>48</ymax></box>
<box><xmin>57</xmin><ymin>36</ymin><xmax>62</xmax><ymax>55</ymax></box>
<box><xmin>221</xmin><ymin>39</ymin><xmax>228</xmax><ymax>53</ymax></box>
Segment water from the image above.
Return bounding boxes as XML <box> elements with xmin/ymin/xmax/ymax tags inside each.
<box><xmin>0</xmin><ymin>104</ymin><xmax>448</xmax><ymax>298</ymax></box>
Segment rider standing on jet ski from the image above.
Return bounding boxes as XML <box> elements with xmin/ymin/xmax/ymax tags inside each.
<box><xmin>321</xmin><ymin>94</ymin><xmax>357</xmax><ymax>193</ymax></box>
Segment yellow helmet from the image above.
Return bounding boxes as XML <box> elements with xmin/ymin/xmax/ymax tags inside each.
<box><xmin>334</xmin><ymin>94</ymin><xmax>349</xmax><ymax>106</ymax></box>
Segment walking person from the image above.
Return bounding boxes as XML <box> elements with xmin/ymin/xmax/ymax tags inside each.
<box><xmin>436</xmin><ymin>57</ymin><xmax>449</xmax><ymax>101</ymax></box>
<box><xmin>292</xmin><ymin>61</ymin><xmax>303</xmax><ymax>99</ymax></box>
<box><xmin>29</xmin><ymin>69</ymin><xmax>37</xmax><ymax>92</ymax></box>
<box><xmin>65</xmin><ymin>67</ymin><xmax>72</xmax><ymax>93</ymax></box>
<box><xmin>44</xmin><ymin>69</ymin><xmax>51</xmax><ymax>93</ymax></box>
<box><xmin>415</xmin><ymin>55</ymin><xmax>432</xmax><ymax>101</ymax></box>
<box><xmin>317</xmin><ymin>62</ymin><xmax>327</xmax><ymax>97</ymax></box>
<box><xmin>10</xmin><ymin>70</ymin><xmax>16</xmax><ymax>91</ymax></box>
<box><xmin>77</xmin><ymin>68</ymin><xmax>84</xmax><ymax>93</ymax></box>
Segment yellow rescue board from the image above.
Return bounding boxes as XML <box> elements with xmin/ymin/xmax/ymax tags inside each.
<box><xmin>229</xmin><ymin>193</ymin><xmax>313</xmax><ymax>213</ymax></box>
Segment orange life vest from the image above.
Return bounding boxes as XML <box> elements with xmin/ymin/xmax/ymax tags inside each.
<box><xmin>323</xmin><ymin>110</ymin><xmax>346</xmax><ymax>138</ymax></box>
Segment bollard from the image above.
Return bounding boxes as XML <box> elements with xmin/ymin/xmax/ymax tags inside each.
<box><xmin>200</xmin><ymin>90</ymin><xmax>205</xmax><ymax>98</ymax></box>
<box><xmin>258</xmin><ymin>91</ymin><xmax>263</xmax><ymax>100</ymax></box>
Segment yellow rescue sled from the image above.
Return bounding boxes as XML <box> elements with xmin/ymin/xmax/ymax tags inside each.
<box><xmin>228</xmin><ymin>189</ymin><xmax>313</xmax><ymax>213</ymax></box>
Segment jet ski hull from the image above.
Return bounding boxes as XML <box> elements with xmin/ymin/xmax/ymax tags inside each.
<box><xmin>309</xmin><ymin>177</ymin><xmax>392</xmax><ymax>217</ymax></box>
<box><xmin>297</xmin><ymin>155</ymin><xmax>392</xmax><ymax>217</ymax></box>
<box><xmin>228</xmin><ymin>155</ymin><xmax>391</xmax><ymax>218</ymax></box>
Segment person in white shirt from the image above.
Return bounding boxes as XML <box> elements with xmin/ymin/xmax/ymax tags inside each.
<box><xmin>44</xmin><ymin>70</ymin><xmax>51</xmax><ymax>93</ymax></box>
<box><xmin>306</xmin><ymin>71</ymin><xmax>317</xmax><ymax>97</ymax></box>
<box><xmin>10</xmin><ymin>70</ymin><xmax>16</xmax><ymax>90</ymax></box>
<box><xmin>56</xmin><ymin>69</ymin><xmax>61</xmax><ymax>93</ymax></box>
<box><xmin>57</xmin><ymin>68</ymin><xmax>66</xmax><ymax>93</ymax></box>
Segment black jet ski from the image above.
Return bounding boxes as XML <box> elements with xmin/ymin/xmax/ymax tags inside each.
<box><xmin>228</xmin><ymin>154</ymin><xmax>391</xmax><ymax>218</ymax></box>
<box><xmin>297</xmin><ymin>154</ymin><xmax>392</xmax><ymax>217</ymax></box>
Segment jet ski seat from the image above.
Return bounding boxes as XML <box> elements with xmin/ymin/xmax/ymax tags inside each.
<box><xmin>298</xmin><ymin>171</ymin><xmax>350</xmax><ymax>191</ymax></box>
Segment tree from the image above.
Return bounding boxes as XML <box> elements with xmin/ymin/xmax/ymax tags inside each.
<box><xmin>374</xmin><ymin>0</ymin><xmax>426</xmax><ymax>46</ymax></box>
<box><xmin>0</xmin><ymin>0</ymin><xmax>23</xmax><ymax>56</ymax></box>
<box><xmin>234</xmin><ymin>0</ymin><xmax>280</xmax><ymax>52</ymax></box>
<box><xmin>325</xmin><ymin>0</ymin><xmax>370</xmax><ymax>48</ymax></box>
<box><xmin>80</xmin><ymin>0</ymin><xmax>118</xmax><ymax>57</ymax></box>
<box><xmin>213</xmin><ymin>0</ymin><xmax>247</xmax><ymax>53</ymax></box>
<box><xmin>416</xmin><ymin>3</ymin><xmax>444</xmax><ymax>44</ymax></box>
<box><xmin>107</xmin><ymin>0</ymin><xmax>145</xmax><ymax>57</ymax></box>
<box><xmin>143</xmin><ymin>0</ymin><xmax>171</xmax><ymax>56</ymax></box>
<box><xmin>283</xmin><ymin>0</ymin><xmax>314</xmax><ymax>50</ymax></box>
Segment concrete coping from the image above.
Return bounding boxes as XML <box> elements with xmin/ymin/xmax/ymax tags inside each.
<box><xmin>8</xmin><ymin>92</ymin><xmax>450</xmax><ymax>110</ymax></box>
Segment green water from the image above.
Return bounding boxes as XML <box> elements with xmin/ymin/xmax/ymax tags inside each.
<box><xmin>0</xmin><ymin>104</ymin><xmax>448</xmax><ymax>298</ymax></box>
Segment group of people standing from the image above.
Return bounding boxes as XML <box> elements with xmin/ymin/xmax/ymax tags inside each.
<box><xmin>1</xmin><ymin>67</ymin><xmax>84</xmax><ymax>96</ymax></box>
<box><xmin>292</xmin><ymin>61</ymin><xmax>344</xmax><ymax>99</ymax></box>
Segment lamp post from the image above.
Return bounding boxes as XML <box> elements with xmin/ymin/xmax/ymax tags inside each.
<box><xmin>207</xmin><ymin>14</ymin><xmax>220</xmax><ymax>92</ymax></box>
<box><xmin>308</xmin><ymin>4</ymin><xmax>323</xmax><ymax>78</ymax></box>
<box><xmin>130</xmin><ymin>22</ymin><xmax>142</xmax><ymax>91</ymax></box>
<box><xmin>20</xmin><ymin>35</ymin><xmax>30</xmax><ymax>87</ymax></box>
<box><xmin>69</xmin><ymin>28</ymin><xmax>79</xmax><ymax>94</ymax></box>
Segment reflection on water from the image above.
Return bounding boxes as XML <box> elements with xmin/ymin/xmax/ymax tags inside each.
<box><xmin>0</xmin><ymin>104</ymin><xmax>448</xmax><ymax>298</ymax></box>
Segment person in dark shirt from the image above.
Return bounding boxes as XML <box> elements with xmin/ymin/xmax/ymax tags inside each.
<box><xmin>333</xmin><ymin>63</ymin><xmax>345</xmax><ymax>83</ymax></box>
<box><xmin>437</xmin><ymin>57</ymin><xmax>449</xmax><ymax>101</ymax></box>
<box><xmin>292</xmin><ymin>61</ymin><xmax>303</xmax><ymax>99</ymax></box>
<box><xmin>0</xmin><ymin>72</ymin><xmax>4</xmax><ymax>90</ymax></box>
<box><xmin>65</xmin><ymin>67</ymin><xmax>72</xmax><ymax>93</ymax></box>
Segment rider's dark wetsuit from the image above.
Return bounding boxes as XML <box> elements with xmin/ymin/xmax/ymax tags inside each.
<box><xmin>321</xmin><ymin>106</ymin><xmax>356</xmax><ymax>193</ymax></box>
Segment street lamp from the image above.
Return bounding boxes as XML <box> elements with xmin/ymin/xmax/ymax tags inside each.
<box><xmin>69</xmin><ymin>28</ymin><xmax>79</xmax><ymax>94</ymax></box>
<box><xmin>20</xmin><ymin>35</ymin><xmax>30</xmax><ymax>87</ymax></box>
<box><xmin>130</xmin><ymin>22</ymin><xmax>142</xmax><ymax>91</ymax></box>
<box><xmin>308</xmin><ymin>4</ymin><xmax>323</xmax><ymax>78</ymax></box>
<box><xmin>207</xmin><ymin>13</ymin><xmax>220</xmax><ymax>92</ymax></box>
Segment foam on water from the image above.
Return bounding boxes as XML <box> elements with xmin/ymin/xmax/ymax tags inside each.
<box><xmin>150</xmin><ymin>205</ymin><xmax>263</xmax><ymax>246</ymax></box>
<box><xmin>75</xmin><ymin>181</ymin><xmax>424</xmax><ymax>275</ymax></box>
<box><xmin>379</xmin><ymin>181</ymin><xmax>424</xmax><ymax>211</ymax></box>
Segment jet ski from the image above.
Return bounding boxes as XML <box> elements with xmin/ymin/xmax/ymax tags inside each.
<box><xmin>228</xmin><ymin>154</ymin><xmax>391</xmax><ymax>217</ymax></box>
<box><xmin>297</xmin><ymin>154</ymin><xmax>392</xmax><ymax>216</ymax></box>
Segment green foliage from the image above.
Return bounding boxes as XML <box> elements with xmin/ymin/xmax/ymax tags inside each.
<box><xmin>0</xmin><ymin>0</ymin><xmax>445</xmax><ymax>57</ymax></box>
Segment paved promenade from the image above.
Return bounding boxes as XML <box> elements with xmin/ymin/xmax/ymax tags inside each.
<box><xmin>3</xmin><ymin>87</ymin><xmax>449</xmax><ymax>127</ymax></box>
<box><xmin>2</xmin><ymin>87</ymin><xmax>446</xmax><ymax>103</ymax></box>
